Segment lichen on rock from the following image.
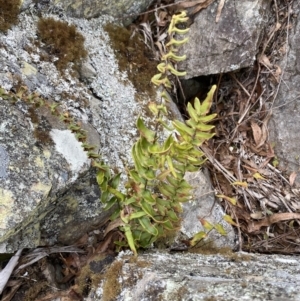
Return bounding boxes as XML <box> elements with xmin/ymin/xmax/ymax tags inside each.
<box><xmin>0</xmin><ymin>145</ymin><xmax>9</xmax><ymax>179</ymax></box>
<box><xmin>52</xmin><ymin>0</ymin><xmax>153</xmax><ymax>25</ymax></box>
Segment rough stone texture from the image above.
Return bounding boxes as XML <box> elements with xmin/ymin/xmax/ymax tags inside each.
<box><xmin>269</xmin><ymin>0</ymin><xmax>300</xmax><ymax>185</ymax></box>
<box><xmin>180</xmin><ymin>170</ymin><xmax>236</xmax><ymax>249</ymax></box>
<box><xmin>51</xmin><ymin>0</ymin><xmax>153</xmax><ymax>24</ymax></box>
<box><xmin>0</xmin><ymin>99</ymin><xmax>110</xmax><ymax>252</ymax></box>
<box><xmin>39</xmin><ymin>169</ymin><xmax>109</xmax><ymax>246</ymax></box>
<box><xmin>178</xmin><ymin>0</ymin><xmax>271</xmax><ymax>78</ymax></box>
<box><xmin>87</xmin><ymin>250</ymin><xmax>300</xmax><ymax>301</ymax></box>
<box><xmin>0</xmin><ymin>144</ymin><xmax>9</xmax><ymax>179</ymax></box>
<box><xmin>0</xmin><ymin>10</ymin><xmax>135</xmax><ymax>252</ymax></box>
<box><xmin>0</xmin><ymin>8</ymin><xmax>231</xmax><ymax>252</ymax></box>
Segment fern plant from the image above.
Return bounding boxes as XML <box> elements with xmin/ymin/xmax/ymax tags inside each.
<box><xmin>0</xmin><ymin>11</ymin><xmax>218</xmax><ymax>256</ymax></box>
<box><xmin>96</xmin><ymin>11</ymin><xmax>217</xmax><ymax>255</ymax></box>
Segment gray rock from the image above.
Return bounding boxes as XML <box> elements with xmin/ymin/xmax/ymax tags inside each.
<box><xmin>0</xmin><ymin>145</ymin><xmax>9</xmax><ymax>179</ymax></box>
<box><xmin>269</xmin><ymin>0</ymin><xmax>300</xmax><ymax>185</ymax></box>
<box><xmin>86</xmin><ymin>250</ymin><xmax>300</xmax><ymax>301</ymax></box>
<box><xmin>177</xmin><ymin>0</ymin><xmax>271</xmax><ymax>78</ymax></box>
<box><xmin>51</xmin><ymin>0</ymin><xmax>153</xmax><ymax>24</ymax></box>
<box><xmin>0</xmin><ymin>13</ymin><xmax>114</xmax><ymax>252</ymax></box>
<box><xmin>180</xmin><ymin>170</ymin><xmax>236</xmax><ymax>249</ymax></box>
<box><xmin>0</xmin><ymin>98</ymin><xmax>109</xmax><ymax>252</ymax></box>
<box><xmin>79</xmin><ymin>62</ymin><xmax>97</xmax><ymax>84</ymax></box>
<box><xmin>0</xmin><ymin>9</ymin><xmax>223</xmax><ymax>253</ymax></box>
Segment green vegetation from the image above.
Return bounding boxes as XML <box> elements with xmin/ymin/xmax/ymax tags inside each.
<box><xmin>0</xmin><ymin>11</ymin><xmax>222</xmax><ymax>256</ymax></box>
<box><xmin>104</xmin><ymin>23</ymin><xmax>157</xmax><ymax>98</ymax></box>
<box><xmin>96</xmin><ymin>12</ymin><xmax>218</xmax><ymax>255</ymax></box>
<box><xmin>37</xmin><ymin>17</ymin><xmax>87</xmax><ymax>72</ymax></box>
<box><xmin>0</xmin><ymin>0</ymin><xmax>21</xmax><ymax>32</ymax></box>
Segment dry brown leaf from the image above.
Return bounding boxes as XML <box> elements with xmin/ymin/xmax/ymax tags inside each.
<box><xmin>250</xmin><ymin>211</ymin><xmax>264</xmax><ymax>220</ymax></box>
<box><xmin>220</xmin><ymin>154</ymin><xmax>235</xmax><ymax>167</ymax></box>
<box><xmin>1</xmin><ymin>280</ymin><xmax>22</xmax><ymax>301</ymax></box>
<box><xmin>279</xmin><ymin>45</ymin><xmax>287</xmax><ymax>56</ymax></box>
<box><xmin>263</xmin><ymin>142</ymin><xmax>275</xmax><ymax>159</ymax></box>
<box><xmin>248</xmin><ymin>212</ymin><xmax>300</xmax><ymax>233</ymax></box>
<box><xmin>289</xmin><ymin>171</ymin><xmax>298</xmax><ymax>186</ymax></box>
<box><xmin>104</xmin><ymin>218</ymin><xmax>125</xmax><ymax>237</ymax></box>
<box><xmin>242</xmin><ymin>163</ymin><xmax>271</xmax><ymax>177</ymax></box>
<box><xmin>177</xmin><ymin>0</ymin><xmax>215</xmax><ymax>15</ymax></box>
<box><xmin>251</xmin><ymin>121</ymin><xmax>264</xmax><ymax>147</ymax></box>
<box><xmin>259</xmin><ymin>54</ymin><xmax>272</xmax><ymax>68</ymax></box>
<box><xmin>215</xmin><ymin>0</ymin><xmax>225</xmax><ymax>23</ymax></box>
<box><xmin>177</xmin><ymin>0</ymin><xmax>212</xmax><ymax>8</ymax></box>
<box><xmin>157</xmin><ymin>11</ymin><xmax>169</xmax><ymax>26</ymax></box>
<box><xmin>257</xmin><ymin>121</ymin><xmax>268</xmax><ymax>148</ymax></box>
<box><xmin>273</xmin><ymin>65</ymin><xmax>282</xmax><ymax>82</ymax></box>
<box><xmin>290</xmin><ymin>201</ymin><xmax>300</xmax><ymax>211</ymax></box>
<box><xmin>155</xmin><ymin>41</ymin><xmax>165</xmax><ymax>57</ymax></box>
<box><xmin>95</xmin><ymin>231</ymin><xmax>115</xmax><ymax>254</ymax></box>
<box><xmin>275</xmin><ymin>22</ymin><xmax>282</xmax><ymax>31</ymax></box>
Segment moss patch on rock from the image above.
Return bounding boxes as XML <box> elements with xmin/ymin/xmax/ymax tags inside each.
<box><xmin>104</xmin><ymin>23</ymin><xmax>157</xmax><ymax>99</ymax></box>
<box><xmin>101</xmin><ymin>260</ymin><xmax>123</xmax><ymax>301</ymax></box>
<box><xmin>0</xmin><ymin>0</ymin><xmax>20</xmax><ymax>32</ymax></box>
<box><xmin>37</xmin><ymin>17</ymin><xmax>88</xmax><ymax>72</ymax></box>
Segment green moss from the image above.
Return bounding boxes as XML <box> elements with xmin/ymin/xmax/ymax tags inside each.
<box><xmin>27</xmin><ymin>107</ymin><xmax>40</xmax><ymax>123</ymax></box>
<box><xmin>204</xmin><ymin>296</ymin><xmax>218</xmax><ymax>301</ymax></box>
<box><xmin>189</xmin><ymin>241</ymin><xmax>233</xmax><ymax>255</ymax></box>
<box><xmin>27</xmin><ymin>107</ymin><xmax>53</xmax><ymax>146</ymax></box>
<box><xmin>0</xmin><ymin>0</ymin><xmax>20</xmax><ymax>33</ymax></box>
<box><xmin>75</xmin><ymin>255</ymin><xmax>122</xmax><ymax>299</ymax></box>
<box><xmin>168</xmin><ymin>285</ymin><xmax>189</xmax><ymax>301</ymax></box>
<box><xmin>37</xmin><ymin>17</ymin><xmax>87</xmax><ymax>72</ymax></box>
<box><xmin>33</xmin><ymin>127</ymin><xmax>53</xmax><ymax>146</ymax></box>
<box><xmin>102</xmin><ymin>260</ymin><xmax>123</xmax><ymax>301</ymax></box>
<box><xmin>75</xmin><ymin>254</ymin><xmax>110</xmax><ymax>296</ymax></box>
<box><xmin>190</xmin><ymin>241</ymin><xmax>253</xmax><ymax>261</ymax></box>
<box><xmin>104</xmin><ymin>23</ymin><xmax>157</xmax><ymax>99</ymax></box>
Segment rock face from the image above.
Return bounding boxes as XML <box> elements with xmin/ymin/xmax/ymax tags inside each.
<box><xmin>178</xmin><ymin>0</ymin><xmax>271</xmax><ymax>78</ymax></box>
<box><xmin>0</xmin><ymin>11</ymin><xmax>142</xmax><ymax>252</ymax></box>
<box><xmin>2</xmin><ymin>2</ymin><xmax>300</xmax><ymax>300</ymax></box>
<box><xmin>0</xmin><ymin>5</ymin><xmax>234</xmax><ymax>252</ymax></box>
<box><xmin>86</xmin><ymin>250</ymin><xmax>300</xmax><ymax>301</ymax></box>
<box><xmin>180</xmin><ymin>171</ymin><xmax>236</xmax><ymax>248</ymax></box>
<box><xmin>0</xmin><ymin>98</ymin><xmax>109</xmax><ymax>251</ymax></box>
<box><xmin>269</xmin><ymin>0</ymin><xmax>300</xmax><ymax>185</ymax></box>
<box><xmin>51</xmin><ymin>0</ymin><xmax>153</xmax><ymax>24</ymax></box>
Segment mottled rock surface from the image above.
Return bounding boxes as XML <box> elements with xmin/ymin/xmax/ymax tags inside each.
<box><xmin>0</xmin><ymin>144</ymin><xmax>9</xmax><ymax>179</ymax></box>
<box><xmin>178</xmin><ymin>0</ymin><xmax>271</xmax><ymax>78</ymax></box>
<box><xmin>86</xmin><ymin>250</ymin><xmax>300</xmax><ymax>301</ymax></box>
<box><xmin>0</xmin><ymin>7</ymin><xmax>232</xmax><ymax>252</ymax></box>
<box><xmin>0</xmin><ymin>99</ymin><xmax>109</xmax><ymax>251</ymax></box>
<box><xmin>180</xmin><ymin>170</ymin><xmax>236</xmax><ymax>249</ymax></box>
<box><xmin>269</xmin><ymin>0</ymin><xmax>300</xmax><ymax>185</ymax></box>
<box><xmin>0</xmin><ymin>9</ymin><xmax>138</xmax><ymax>251</ymax></box>
<box><xmin>51</xmin><ymin>0</ymin><xmax>153</xmax><ymax>24</ymax></box>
